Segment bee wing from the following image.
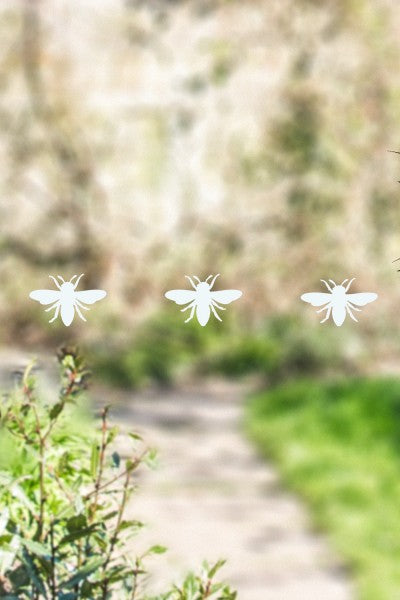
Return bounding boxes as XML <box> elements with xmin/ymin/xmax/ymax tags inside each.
<box><xmin>165</xmin><ymin>290</ymin><xmax>197</xmax><ymax>305</ymax></box>
<box><xmin>29</xmin><ymin>290</ymin><xmax>61</xmax><ymax>305</ymax></box>
<box><xmin>210</xmin><ymin>290</ymin><xmax>242</xmax><ymax>304</ymax></box>
<box><xmin>301</xmin><ymin>292</ymin><xmax>332</xmax><ymax>306</ymax></box>
<box><xmin>74</xmin><ymin>290</ymin><xmax>107</xmax><ymax>304</ymax></box>
<box><xmin>346</xmin><ymin>292</ymin><xmax>378</xmax><ymax>306</ymax></box>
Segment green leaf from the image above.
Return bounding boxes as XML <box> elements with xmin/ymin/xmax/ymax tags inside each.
<box><xmin>22</xmin><ymin>539</ymin><xmax>49</xmax><ymax>557</ymax></box>
<box><xmin>107</xmin><ymin>426</ymin><xmax>119</xmax><ymax>445</ymax></box>
<box><xmin>117</xmin><ymin>519</ymin><xmax>144</xmax><ymax>533</ymax></box>
<box><xmin>21</xmin><ymin>548</ymin><xmax>48</xmax><ymax>598</ymax></box>
<box><xmin>0</xmin><ymin>534</ymin><xmax>20</xmax><ymax>577</ymax></box>
<box><xmin>49</xmin><ymin>401</ymin><xmax>64</xmax><ymax>421</ymax></box>
<box><xmin>144</xmin><ymin>448</ymin><xmax>159</xmax><ymax>469</ymax></box>
<box><xmin>207</xmin><ymin>559</ymin><xmax>226</xmax><ymax>579</ymax></box>
<box><xmin>74</xmin><ymin>494</ymin><xmax>84</xmax><ymax>514</ymax></box>
<box><xmin>66</xmin><ymin>514</ymin><xmax>87</xmax><ymax>532</ymax></box>
<box><xmin>102</xmin><ymin>510</ymin><xmax>118</xmax><ymax>522</ymax></box>
<box><xmin>61</xmin><ymin>558</ymin><xmax>104</xmax><ymax>589</ymax></box>
<box><xmin>90</xmin><ymin>443</ymin><xmax>100</xmax><ymax>478</ymax></box>
<box><xmin>10</xmin><ymin>485</ymin><xmax>35</xmax><ymax>512</ymax></box>
<box><xmin>59</xmin><ymin>525</ymin><xmax>98</xmax><ymax>546</ymax></box>
<box><xmin>148</xmin><ymin>545</ymin><xmax>167</xmax><ymax>555</ymax></box>
<box><xmin>57</xmin><ymin>451</ymin><xmax>70</xmax><ymax>473</ymax></box>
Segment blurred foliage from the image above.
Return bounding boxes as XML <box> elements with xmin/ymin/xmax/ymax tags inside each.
<box><xmin>199</xmin><ymin>314</ymin><xmax>348</xmax><ymax>382</ymax></box>
<box><xmin>89</xmin><ymin>308</ymin><xmax>223</xmax><ymax>388</ymax></box>
<box><xmin>0</xmin><ymin>0</ymin><xmax>399</xmax><ymax>347</ymax></box>
<box><xmin>0</xmin><ymin>349</ymin><xmax>235</xmax><ymax>599</ymax></box>
<box><xmin>90</xmin><ymin>311</ymin><xmax>349</xmax><ymax>388</ymax></box>
<box><xmin>247</xmin><ymin>377</ymin><xmax>400</xmax><ymax>600</ymax></box>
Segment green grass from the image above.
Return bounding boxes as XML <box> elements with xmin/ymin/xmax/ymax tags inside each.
<box><xmin>246</xmin><ymin>377</ymin><xmax>400</xmax><ymax>600</ymax></box>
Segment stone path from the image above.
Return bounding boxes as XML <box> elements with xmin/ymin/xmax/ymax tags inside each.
<box><xmin>104</xmin><ymin>380</ymin><xmax>354</xmax><ymax>600</ymax></box>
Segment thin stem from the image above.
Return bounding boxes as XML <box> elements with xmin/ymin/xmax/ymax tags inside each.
<box><xmin>50</xmin><ymin>518</ymin><xmax>56</xmax><ymax>599</ymax></box>
<box><xmin>130</xmin><ymin>558</ymin><xmax>141</xmax><ymax>600</ymax></box>
<box><xmin>90</xmin><ymin>407</ymin><xmax>109</xmax><ymax>521</ymax></box>
<box><xmin>101</xmin><ymin>469</ymin><xmax>131</xmax><ymax>599</ymax></box>
<box><xmin>24</xmin><ymin>388</ymin><xmax>46</xmax><ymax>542</ymax></box>
<box><xmin>203</xmin><ymin>579</ymin><xmax>212</xmax><ymax>599</ymax></box>
<box><xmin>84</xmin><ymin>451</ymin><xmax>146</xmax><ymax>501</ymax></box>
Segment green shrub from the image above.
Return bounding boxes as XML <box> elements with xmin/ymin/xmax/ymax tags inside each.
<box><xmin>92</xmin><ymin>311</ymin><xmax>346</xmax><ymax>389</ymax></box>
<box><xmin>90</xmin><ymin>309</ymin><xmax>226</xmax><ymax>388</ymax></box>
<box><xmin>0</xmin><ymin>348</ymin><xmax>235</xmax><ymax>599</ymax></box>
<box><xmin>200</xmin><ymin>314</ymin><xmax>346</xmax><ymax>383</ymax></box>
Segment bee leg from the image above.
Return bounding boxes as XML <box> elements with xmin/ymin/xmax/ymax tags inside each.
<box><xmin>210</xmin><ymin>303</ymin><xmax>222</xmax><ymax>322</ymax></box>
<box><xmin>74</xmin><ymin>303</ymin><xmax>87</xmax><ymax>322</ymax></box>
<box><xmin>211</xmin><ymin>300</ymin><xmax>226</xmax><ymax>310</ymax></box>
<box><xmin>316</xmin><ymin>304</ymin><xmax>330</xmax><ymax>313</ymax></box>
<box><xmin>75</xmin><ymin>299</ymin><xmax>90</xmax><ymax>311</ymax></box>
<box><xmin>346</xmin><ymin>304</ymin><xmax>358</xmax><ymax>322</ymax></box>
<box><xmin>48</xmin><ymin>303</ymin><xmax>60</xmax><ymax>323</ymax></box>
<box><xmin>184</xmin><ymin>305</ymin><xmax>196</xmax><ymax>323</ymax></box>
<box><xmin>45</xmin><ymin>301</ymin><xmax>60</xmax><ymax>312</ymax></box>
<box><xmin>347</xmin><ymin>301</ymin><xmax>361</xmax><ymax>312</ymax></box>
<box><xmin>181</xmin><ymin>301</ymin><xmax>195</xmax><ymax>312</ymax></box>
<box><xmin>318</xmin><ymin>305</ymin><xmax>331</xmax><ymax>323</ymax></box>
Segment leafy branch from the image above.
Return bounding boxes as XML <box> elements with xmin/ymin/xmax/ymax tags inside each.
<box><xmin>0</xmin><ymin>348</ymin><xmax>235</xmax><ymax>599</ymax></box>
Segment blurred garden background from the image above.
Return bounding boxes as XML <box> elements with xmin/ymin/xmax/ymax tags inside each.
<box><xmin>1</xmin><ymin>0</ymin><xmax>400</xmax><ymax>598</ymax></box>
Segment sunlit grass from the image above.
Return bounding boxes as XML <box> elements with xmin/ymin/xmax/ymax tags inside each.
<box><xmin>247</xmin><ymin>377</ymin><xmax>400</xmax><ymax>600</ymax></box>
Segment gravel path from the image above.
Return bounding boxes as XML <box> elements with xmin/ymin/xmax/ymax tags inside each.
<box><xmin>106</xmin><ymin>380</ymin><xmax>354</xmax><ymax>600</ymax></box>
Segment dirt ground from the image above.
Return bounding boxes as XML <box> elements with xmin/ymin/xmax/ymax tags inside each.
<box><xmin>108</xmin><ymin>380</ymin><xmax>354</xmax><ymax>600</ymax></box>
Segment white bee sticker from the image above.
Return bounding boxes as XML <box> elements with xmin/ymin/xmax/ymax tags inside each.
<box><xmin>165</xmin><ymin>274</ymin><xmax>242</xmax><ymax>326</ymax></box>
<box><xmin>301</xmin><ymin>278</ymin><xmax>377</xmax><ymax>326</ymax></box>
<box><xmin>29</xmin><ymin>274</ymin><xmax>107</xmax><ymax>327</ymax></box>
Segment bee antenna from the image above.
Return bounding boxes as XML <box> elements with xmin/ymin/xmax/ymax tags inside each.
<box><xmin>73</xmin><ymin>273</ymin><xmax>85</xmax><ymax>289</ymax></box>
<box><xmin>57</xmin><ymin>275</ymin><xmax>65</xmax><ymax>283</ymax></box>
<box><xmin>185</xmin><ymin>275</ymin><xmax>197</xmax><ymax>289</ymax></box>
<box><xmin>345</xmin><ymin>277</ymin><xmax>355</xmax><ymax>292</ymax></box>
<box><xmin>193</xmin><ymin>276</ymin><xmax>201</xmax><ymax>284</ymax></box>
<box><xmin>393</xmin><ymin>257</ymin><xmax>400</xmax><ymax>263</ymax></box>
<box><xmin>69</xmin><ymin>275</ymin><xmax>77</xmax><ymax>283</ymax></box>
<box><xmin>209</xmin><ymin>273</ymin><xmax>220</xmax><ymax>289</ymax></box>
<box><xmin>320</xmin><ymin>279</ymin><xmax>332</xmax><ymax>291</ymax></box>
<box><xmin>205</xmin><ymin>275</ymin><xmax>213</xmax><ymax>283</ymax></box>
<box><xmin>49</xmin><ymin>275</ymin><xmax>61</xmax><ymax>289</ymax></box>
